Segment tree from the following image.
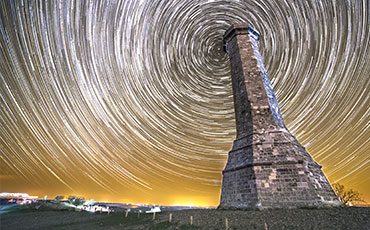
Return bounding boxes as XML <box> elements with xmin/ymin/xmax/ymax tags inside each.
<box><xmin>67</xmin><ymin>196</ymin><xmax>85</xmax><ymax>206</ymax></box>
<box><xmin>332</xmin><ymin>183</ymin><xmax>364</xmax><ymax>206</ymax></box>
<box><xmin>54</xmin><ymin>196</ymin><xmax>64</xmax><ymax>202</ymax></box>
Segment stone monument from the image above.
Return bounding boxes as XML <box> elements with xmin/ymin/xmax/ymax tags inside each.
<box><xmin>219</xmin><ymin>24</ymin><xmax>341</xmax><ymax>209</ymax></box>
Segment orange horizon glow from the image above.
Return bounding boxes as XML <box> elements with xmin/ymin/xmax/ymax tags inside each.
<box><xmin>2</xmin><ymin>179</ymin><xmax>370</xmax><ymax>207</ymax></box>
<box><xmin>0</xmin><ymin>191</ymin><xmax>220</xmax><ymax>207</ymax></box>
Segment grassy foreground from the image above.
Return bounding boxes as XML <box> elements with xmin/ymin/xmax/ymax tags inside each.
<box><xmin>1</xmin><ymin>206</ymin><xmax>369</xmax><ymax>229</ymax></box>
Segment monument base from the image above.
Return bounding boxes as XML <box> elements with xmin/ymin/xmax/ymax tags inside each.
<box><xmin>219</xmin><ymin>129</ymin><xmax>342</xmax><ymax>209</ymax></box>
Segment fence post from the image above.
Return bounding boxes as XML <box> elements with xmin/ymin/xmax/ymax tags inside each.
<box><xmin>225</xmin><ymin>218</ymin><xmax>229</xmax><ymax>230</ymax></box>
<box><xmin>169</xmin><ymin>213</ymin><xmax>173</xmax><ymax>223</ymax></box>
<box><xmin>152</xmin><ymin>212</ymin><xmax>156</xmax><ymax>220</ymax></box>
<box><xmin>190</xmin><ymin>216</ymin><xmax>193</xmax><ymax>225</ymax></box>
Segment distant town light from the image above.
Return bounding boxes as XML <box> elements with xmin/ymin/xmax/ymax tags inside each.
<box><xmin>0</xmin><ymin>192</ymin><xmax>38</xmax><ymax>199</ymax></box>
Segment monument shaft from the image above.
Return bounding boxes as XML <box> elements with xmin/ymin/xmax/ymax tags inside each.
<box><xmin>219</xmin><ymin>24</ymin><xmax>341</xmax><ymax>209</ymax></box>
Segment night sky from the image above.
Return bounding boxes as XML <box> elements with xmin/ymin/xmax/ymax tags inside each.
<box><xmin>0</xmin><ymin>0</ymin><xmax>369</xmax><ymax>206</ymax></box>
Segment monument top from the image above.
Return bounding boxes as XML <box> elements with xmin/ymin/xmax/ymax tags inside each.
<box><xmin>223</xmin><ymin>24</ymin><xmax>260</xmax><ymax>44</ymax></box>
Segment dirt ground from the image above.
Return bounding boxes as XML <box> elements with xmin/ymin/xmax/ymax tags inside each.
<box><xmin>1</xmin><ymin>207</ymin><xmax>369</xmax><ymax>229</ymax></box>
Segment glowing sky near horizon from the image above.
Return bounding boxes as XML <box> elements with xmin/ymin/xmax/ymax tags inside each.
<box><xmin>0</xmin><ymin>0</ymin><xmax>369</xmax><ymax>206</ymax></box>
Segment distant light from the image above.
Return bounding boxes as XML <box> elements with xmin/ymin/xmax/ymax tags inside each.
<box><xmin>0</xmin><ymin>192</ymin><xmax>38</xmax><ymax>199</ymax></box>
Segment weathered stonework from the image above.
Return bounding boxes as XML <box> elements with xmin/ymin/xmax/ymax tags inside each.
<box><xmin>219</xmin><ymin>24</ymin><xmax>341</xmax><ymax>209</ymax></box>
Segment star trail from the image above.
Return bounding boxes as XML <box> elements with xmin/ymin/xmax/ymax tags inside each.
<box><xmin>0</xmin><ymin>0</ymin><xmax>369</xmax><ymax>206</ymax></box>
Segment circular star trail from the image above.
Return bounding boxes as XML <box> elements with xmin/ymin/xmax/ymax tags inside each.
<box><xmin>0</xmin><ymin>0</ymin><xmax>369</xmax><ymax>205</ymax></box>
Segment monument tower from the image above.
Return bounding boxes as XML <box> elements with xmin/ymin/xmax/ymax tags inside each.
<box><xmin>219</xmin><ymin>24</ymin><xmax>341</xmax><ymax>209</ymax></box>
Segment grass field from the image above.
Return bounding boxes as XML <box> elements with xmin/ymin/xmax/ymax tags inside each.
<box><xmin>1</xmin><ymin>205</ymin><xmax>369</xmax><ymax>229</ymax></box>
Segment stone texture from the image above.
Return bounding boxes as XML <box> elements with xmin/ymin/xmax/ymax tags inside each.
<box><xmin>219</xmin><ymin>24</ymin><xmax>341</xmax><ymax>209</ymax></box>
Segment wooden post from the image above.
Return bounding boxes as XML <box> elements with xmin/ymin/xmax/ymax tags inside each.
<box><xmin>264</xmin><ymin>222</ymin><xmax>268</xmax><ymax>230</ymax></box>
<box><xmin>169</xmin><ymin>213</ymin><xmax>172</xmax><ymax>223</ymax></box>
<box><xmin>152</xmin><ymin>212</ymin><xmax>156</xmax><ymax>220</ymax></box>
<box><xmin>225</xmin><ymin>218</ymin><xmax>229</xmax><ymax>230</ymax></box>
<box><xmin>125</xmin><ymin>210</ymin><xmax>128</xmax><ymax>218</ymax></box>
<box><xmin>190</xmin><ymin>216</ymin><xmax>193</xmax><ymax>225</ymax></box>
